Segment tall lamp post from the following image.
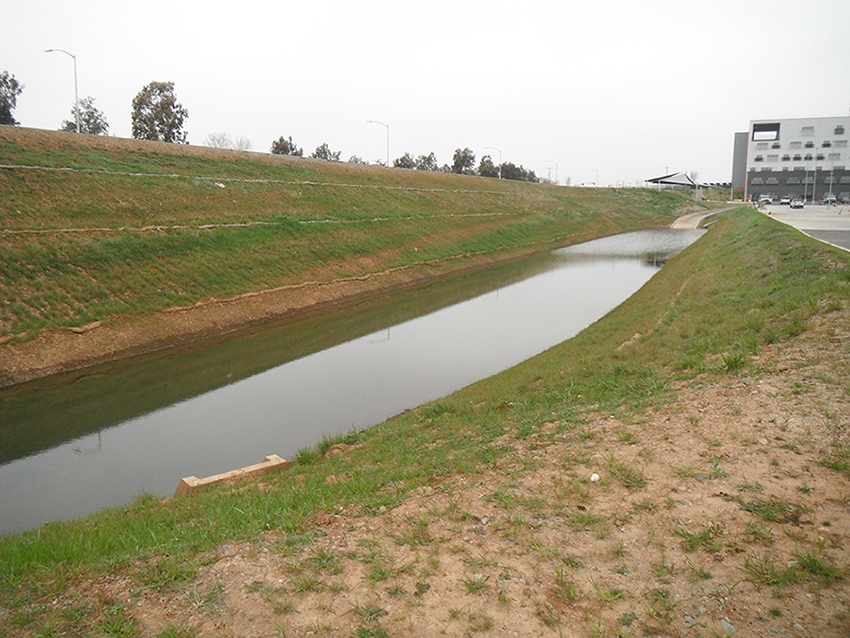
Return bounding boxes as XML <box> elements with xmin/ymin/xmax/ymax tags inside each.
<box><xmin>366</xmin><ymin>120</ymin><xmax>389</xmax><ymax>167</ymax></box>
<box><xmin>813</xmin><ymin>146</ymin><xmax>819</xmax><ymax>203</ymax></box>
<box><xmin>45</xmin><ymin>48</ymin><xmax>79</xmax><ymax>133</ymax></box>
<box><xmin>545</xmin><ymin>160</ymin><xmax>559</xmax><ymax>184</ymax></box>
<box><xmin>485</xmin><ymin>146</ymin><xmax>502</xmax><ymax>178</ymax></box>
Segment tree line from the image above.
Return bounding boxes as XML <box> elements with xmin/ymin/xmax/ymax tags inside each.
<box><xmin>271</xmin><ymin>138</ymin><xmax>538</xmax><ymax>182</ymax></box>
<box><xmin>2</xmin><ymin>72</ymin><xmax>538</xmax><ymax>182</ymax></box>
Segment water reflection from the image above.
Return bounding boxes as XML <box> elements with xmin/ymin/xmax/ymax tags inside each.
<box><xmin>0</xmin><ymin>255</ymin><xmax>557</xmax><ymax>465</ymax></box>
<box><xmin>0</xmin><ymin>229</ymin><xmax>703</xmax><ymax>535</ymax></box>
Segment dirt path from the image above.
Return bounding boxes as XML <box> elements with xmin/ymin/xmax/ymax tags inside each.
<box><xmin>669</xmin><ymin>207</ymin><xmax>732</xmax><ymax>230</ymax></box>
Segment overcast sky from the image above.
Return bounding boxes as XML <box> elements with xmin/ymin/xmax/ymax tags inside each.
<box><xmin>4</xmin><ymin>0</ymin><xmax>850</xmax><ymax>185</ymax></box>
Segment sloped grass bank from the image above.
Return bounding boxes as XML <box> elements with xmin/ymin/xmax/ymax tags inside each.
<box><xmin>0</xmin><ymin>128</ymin><xmax>699</xmax><ymax>342</ymax></box>
<box><xmin>2</xmin><ymin>209</ymin><xmax>849</xmax><ymax>635</ymax></box>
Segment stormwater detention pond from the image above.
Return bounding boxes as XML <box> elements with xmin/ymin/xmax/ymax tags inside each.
<box><xmin>0</xmin><ymin>229</ymin><xmax>704</xmax><ymax>535</ymax></box>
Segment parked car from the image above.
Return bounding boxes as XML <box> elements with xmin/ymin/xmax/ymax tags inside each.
<box><xmin>780</xmin><ymin>195</ymin><xmax>792</xmax><ymax>205</ymax></box>
<box><xmin>823</xmin><ymin>193</ymin><xmax>836</xmax><ymax>205</ymax></box>
<box><xmin>790</xmin><ymin>199</ymin><xmax>804</xmax><ymax>209</ymax></box>
<box><xmin>758</xmin><ymin>195</ymin><xmax>773</xmax><ymax>205</ymax></box>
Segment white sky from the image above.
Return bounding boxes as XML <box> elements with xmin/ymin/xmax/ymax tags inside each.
<box><xmin>3</xmin><ymin>0</ymin><xmax>850</xmax><ymax>185</ymax></box>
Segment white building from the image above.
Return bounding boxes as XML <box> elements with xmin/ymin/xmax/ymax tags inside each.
<box><xmin>740</xmin><ymin>116</ymin><xmax>849</xmax><ymax>203</ymax></box>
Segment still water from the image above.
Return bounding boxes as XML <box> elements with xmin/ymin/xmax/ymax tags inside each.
<box><xmin>0</xmin><ymin>229</ymin><xmax>704</xmax><ymax>535</ymax></box>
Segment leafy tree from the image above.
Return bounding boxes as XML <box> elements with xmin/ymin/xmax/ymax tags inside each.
<box><xmin>451</xmin><ymin>147</ymin><xmax>476</xmax><ymax>175</ymax></box>
<box><xmin>131</xmin><ymin>81</ymin><xmax>188</xmax><ymax>143</ymax></box>
<box><xmin>270</xmin><ymin>135</ymin><xmax>303</xmax><ymax>156</ymax></box>
<box><xmin>311</xmin><ymin>143</ymin><xmax>341</xmax><ymax>162</ymax></box>
<box><xmin>348</xmin><ymin>155</ymin><xmax>367</xmax><ymax>164</ymax></box>
<box><xmin>393</xmin><ymin>152</ymin><xmax>415</xmax><ymax>169</ymax></box>
<box><xmin>415</xmin><ymin>152</ymin><xmax>438</xmax><ymax>171</ymax></box>
<box><xmin>500</xmin><ymin>162</ymin><xmax>538</xmax><ymax>183</ymax></box>
<box><xmin>0</xmin><ymin>71</ymin><xmax>24</xmax><ymax>126</ymax></box>
<box><xmin>60</xmin><ymin>96</ymin><xmax>109</xmax><ymax>135</ymax></box>
<box><xmin>478</xmin><ymin>155</ymin><xmax>499</xmax><ymax>178</ymax></box>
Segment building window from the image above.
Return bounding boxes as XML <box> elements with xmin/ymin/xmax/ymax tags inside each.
<box><xmin>793</xmin><ymin>154</ymin><xmax>802</xmax><ymax>161</ymax></box>
<box><xmin>761</xmin><ymin>167</ymin><xmax>772</xmax><ymax>172</ymax></box>
<box><xmin>802</xmin><ymin>126</ymin><xmax>814</xmax><ymax>136</ymax></box>
<box><xmin>766</xmin><ymin>177</ymin><xmax>779</xmax><ymax>184</ymax></box>
<box><xmin>828</xmin><ymin>153</ymin><xmax>841</xmax><ymax>161</ymax></box>
<box><xmin>817</xmin><ymin>154</ymin><xmax>825</xmax><ymax>161</ymax></box>
<box><xmin>789</xmin><ymin>141</ymin><xmax>802</xmax><ymax>149</ymax></box>
<box><xmin>824</xmin><ymin>176</ymin><xmax>836</xmax><ymax>184</ymax></box>
<box><xmin>805</xmin><ymin>141</ymin><xmax>814</xmax><ymax>148</ymax></box>
<box><xmin>835</xmin><ymin>140</ymin><xmax>848</xmax><ymax>148</ymax></box>
<box><xmin>754</xmin><ymin>155</ymin><xmax>763</xmax><ymax>162</ymax></box>
<box><xmin>786</xmin><ymin>177</ymin><xmax>801</xmax><ymax>184</ymax></box>
<box><xmin>804</xmin><ymin>176</ymin><xmax>814</xmax><ymax>184</ymax></box>
<box><xmin>756</xmin><ymin>142</ymin><xmax>769</xmax><ymax>150</ymax></box>
<box><xmin>767</xmin><ymin>154</ymin><xmax>779</xmax><ymax>162</ymax></box>
<box><xmin>753</xmin><ymin>122</ymin><xmax>781</xmax><ymax>141</ymax></box>
<box><xmin>751</xmin><ymin>177</ymin><xmax>764</xmax><ymax>185</ymax></box>
<box><xmin>836</xmin><ymin>125</ymin><xmax>846</xmax><ymax>135</ymax></box>
<box><xmin>772</xmin><ymin>142</ymin><xmax>781</xmax><ymax>149</ymax></box>
<box><xmin>840</xmin><ymin>176</ymin><xmax>850</xmax><ymax>184</ymax></box>
<box><xmin>822</xmin><ymin>141</ymin><xmax>832</xmax><ymax>148</ymax></box>
<box><xmin>782</xmin><ymin>155</ymin><xmax>791</xmax><ymax>161</ymax></box>
<box><xmin>805</xmin><ymin>154</ymin><xmax>813</xmax><ymax>161</ymax></box>
<box><xmin>794</xmin><ymin>166</ymin><xmax>805</xmax><ymax>171</ymax></box>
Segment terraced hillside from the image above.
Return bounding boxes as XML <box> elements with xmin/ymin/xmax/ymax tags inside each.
<box><xmin>0</xmin><ymin>127</ymin><xmax>707</xmax><ymax>384</ymax></box>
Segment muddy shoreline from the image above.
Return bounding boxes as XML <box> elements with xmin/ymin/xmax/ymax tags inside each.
<box><xmin>0</xmin><ymin>251</ymin><xmax>530</xmax><ymax>389</ymax></box>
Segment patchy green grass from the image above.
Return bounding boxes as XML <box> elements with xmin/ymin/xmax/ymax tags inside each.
<box><xmin>0</xmin><ymin>128</ymin><xmax>697</xmax><ymax>338</ymax></box>
<box><xmin>2</xmin><ymin>205</ymin><xmax>850</xmax><ymax>635</ymax></box>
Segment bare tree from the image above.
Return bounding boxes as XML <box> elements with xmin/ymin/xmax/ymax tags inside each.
<box><xmin>205</xmin><ymin>132</ymin><xmax>233</xmax><ymax>149</ymax></box>
<box><xmin>206</xmin><ymin>133</ymin><xmax>251</xmax><ymax>151</ymax></box>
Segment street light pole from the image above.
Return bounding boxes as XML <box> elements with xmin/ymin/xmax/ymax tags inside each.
<box><xmin>545</xmin><ymin>160</ymin><xmax>559</xmax><ymax>184</ymax></box>
<box><xmin>813</xmin><ymin>146</ymin><xmax>819</xmax><ymax>203</ymax></box>
<box><xmin>485</xmin><ymin>146</ymin><xmax>502</xmax><ymax>179</ymax></box>
<box><xmin>366</xmin><ymin>120</ymin><xmax>389</xmax><ymax>167</ymax></box>
<box><xmin>45</xmin><ymin>48</ymin><xmax>79</xmax><ymax>133</ymax></box>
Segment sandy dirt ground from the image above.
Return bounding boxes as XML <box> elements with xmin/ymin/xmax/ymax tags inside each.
<box><xmin>14</xmin><ymin>301</ymin><xmax>849</xmax><ymax>638</ymax></box>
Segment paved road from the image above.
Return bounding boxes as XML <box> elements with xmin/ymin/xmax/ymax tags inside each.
<box><xmin>762</xmin><ymin>203</ymin><xmax>850</xmax><ymax>251</ymax></box>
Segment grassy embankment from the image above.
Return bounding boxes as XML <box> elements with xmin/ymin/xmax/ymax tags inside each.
<box><xmin>0</xmin><ymin>127</ymin><xmax>703</xmax><ymax>351</ymax></box>
<box><xmin>1</xmin><ymin>197</ymin><xmax>850</xmax><ymax>635</ymax></box>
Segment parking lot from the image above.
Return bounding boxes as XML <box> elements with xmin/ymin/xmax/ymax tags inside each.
<box><xmin>763</xmin><ymin>202</ymin><xmax>850</xmax><ymax>251</ymax></box>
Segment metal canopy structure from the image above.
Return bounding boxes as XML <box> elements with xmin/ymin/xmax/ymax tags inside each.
<box><xmin>646</xmin><ymin>171</ymin><xmax>700</xmax><ymax>189</ymax></box>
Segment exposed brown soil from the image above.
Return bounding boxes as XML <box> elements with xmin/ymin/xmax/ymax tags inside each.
<box><xmin>0</xmin><ymin>249</ymin><xmax>520</xmax><ymax>388</ymax></box>
<box><xmin>11</xmin><ymin>307</ymin><xmax>849</xmax><ymax>638</ymax></box>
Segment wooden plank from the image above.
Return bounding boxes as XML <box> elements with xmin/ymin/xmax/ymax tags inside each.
<box><xmin>174</xmin><ymin>454</ymin><xmax>289</xmax><ymax>496</ymax></box>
